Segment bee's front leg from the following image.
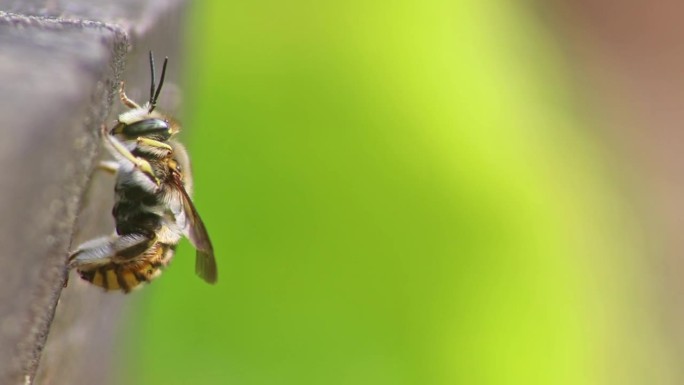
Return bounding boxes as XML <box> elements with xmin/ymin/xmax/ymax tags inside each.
<box><xmin>119</xmin><ymin>81</ymin><xmax>141</xmax><ymax>109</ymax></box>
<box><xmin>136</xmin><ymin>137</ymin><xmax>173</xmax><ymax>158</ymax></box>
<box><xmin>101</xmin><ymin>124</ymin><xmax>160</xmax><ymax>185</ymax></box>
<box><xmin>137</xmin><ymin>137</ymin><xmax>172</xmax><ymax>151</ymax></box>
<box><xmin>98</xmin><ymin>160</ymin><xmax>120</xmax><ymax>174</ymax></box>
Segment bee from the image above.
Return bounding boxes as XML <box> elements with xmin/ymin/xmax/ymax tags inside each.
<box><xmin>68</xmin><ymin>52</ymin><xmax>216</xmax><ymax>292</ymax></box>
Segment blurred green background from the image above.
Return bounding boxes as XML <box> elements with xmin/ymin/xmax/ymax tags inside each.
<box><xmin>117</xmin><ymin>1</ymin><xmax>672</xmax><ymax>384</ymax></box>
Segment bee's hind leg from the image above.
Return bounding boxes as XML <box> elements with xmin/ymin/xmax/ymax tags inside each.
<box><xmin>68</xmin><ymin>233</ymin><xmax>156</xmax><ymax>268</ymax></box>
<box><xmin>68</xmin><ymin>235</ymin><xmax>116</xmax><ymax>268</ymax></box>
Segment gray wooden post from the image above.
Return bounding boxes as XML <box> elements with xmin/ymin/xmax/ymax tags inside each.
<box><xmin>0</xmin><ymin>2</ymin><xmax>188</xmax><ymax>384</ymax></box>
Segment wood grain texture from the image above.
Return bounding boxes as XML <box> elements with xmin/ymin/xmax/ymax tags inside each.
<box><xmin>0</xmin><ymin>1</ymin><xmax>187</xmax><ymax>384</ymax></box>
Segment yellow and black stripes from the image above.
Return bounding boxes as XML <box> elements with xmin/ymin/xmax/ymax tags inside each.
<box><xmin>76</xmin><ymin>243</ymin><xmax>175</xmax><ymax>293</ymax></box>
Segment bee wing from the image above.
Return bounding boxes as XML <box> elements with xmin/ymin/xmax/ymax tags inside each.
<box><xmin>172</xmin><ymin>181</ymin><xmax>217</xmax><ymax>284</ymax></box>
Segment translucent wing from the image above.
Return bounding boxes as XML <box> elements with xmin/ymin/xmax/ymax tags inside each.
<box><xmin>171</xmin><ymin>180</ymin><xmax>217</xmax><ymax>284</ymax></box>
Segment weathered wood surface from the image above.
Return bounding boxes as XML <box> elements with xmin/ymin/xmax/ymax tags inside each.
<box><xmin>0</xmin><ymin>1</ymin><xmax>187</xmax><ymax>384</ymax></box>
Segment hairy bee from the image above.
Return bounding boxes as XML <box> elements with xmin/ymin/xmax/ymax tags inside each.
<box><xmin>68</xmin><ymin>52</ymin><xmax>216</xmax><ymax>292</ymax></box>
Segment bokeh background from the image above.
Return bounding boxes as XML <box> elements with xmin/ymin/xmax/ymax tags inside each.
<box><xmin>115</xmin><ymin>1</ymin><xmax>684</xmax><ymax>384</ymax></box>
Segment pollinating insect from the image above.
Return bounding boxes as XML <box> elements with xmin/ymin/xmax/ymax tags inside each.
<box><xmin>68</xmin><ymin>52</ymin><xmax>217</xmax><ymax>292</ymax></box>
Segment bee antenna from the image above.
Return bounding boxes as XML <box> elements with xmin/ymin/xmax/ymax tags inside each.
<box><xmin>148</xmin><ymin>51</ymin><xmax>168</xmax><ymax>113</ymax></box>
<box><xmin>149</xmin><ymin>51</ymin><xmax>156</xmax><ymax>108</ymax></box>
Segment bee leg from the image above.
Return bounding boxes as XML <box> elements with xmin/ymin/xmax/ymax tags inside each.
<box><xmin>68</xmin><ymin>233</ymin><xmax>156</xmax><ymax>268</ymax></box>
<box><xmin>63</xmin><ymin>267</ymin><xmax>70</xmax><ymax>288</ymax></box>
<box><xmin>136</xmin><ymin>137</ymin><xmax>173</xmax><ymax>151</ymax></box>
<box><xmin>98</xmin><ymin>160</ymin><xmax>120</xmax><ymax>175</ymax></box>
<box><xmin>113</xmin><ymin>232</ymin><xmax>157</xmax><ymax>260</ymax></box>
<box><xmin>102</xmin><ymin>129</ymin><xmax>160</xmax><ymax>185</ymax></box>
<box><xmin>135</xmin><ymin>137</ymin><xmax>173</xmax><ymax>159</ymax></box>
<box><xmin>68</xmin><ymin>235</ymin><xmax>117</xmax><ymax>269</ymax></box>
<box><xmin>119</xmin><ymin>81</ymin><xmax>141</xmax><ymax>109</ymax></box>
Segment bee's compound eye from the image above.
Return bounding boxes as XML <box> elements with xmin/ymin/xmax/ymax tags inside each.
<box><xmin>122</xmin><ymin>118</ymin><xmax>171</xmax><ymax>140</ymax></box>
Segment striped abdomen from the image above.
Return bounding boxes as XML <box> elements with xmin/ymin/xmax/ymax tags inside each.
<box><xmin>77</xmin><ymin>243</ymin><xmax>175</xmax><ymax>293</ymax></box>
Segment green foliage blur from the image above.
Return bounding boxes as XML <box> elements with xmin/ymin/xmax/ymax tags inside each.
<box><xmin>117</xmin><ymin>1</ymin><xmax>671</xmax><ymax>384</ymax></box>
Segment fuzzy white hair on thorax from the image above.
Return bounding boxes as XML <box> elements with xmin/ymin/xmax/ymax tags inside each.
<box><xmin>117</xmin><ymin>105</ymin><xmax>164</xmax><ymax>125</ymax></box>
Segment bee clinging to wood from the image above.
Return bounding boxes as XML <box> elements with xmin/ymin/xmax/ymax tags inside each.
<box><xmin>68</xmin><ymin>52</ymin><xmax>217</xmax><ymax>292</ymax></box>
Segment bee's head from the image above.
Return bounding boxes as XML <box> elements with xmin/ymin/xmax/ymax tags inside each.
<box><xmin>113</xmin><ymin>118</ymin><xmax>173</xmax><ymax>141</ymax></box>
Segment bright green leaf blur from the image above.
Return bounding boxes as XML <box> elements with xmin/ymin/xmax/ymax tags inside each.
<box><xmin>118</xmin><ymin>1</ymin><xmax>673</xmax><ymax>384</ymax></box>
